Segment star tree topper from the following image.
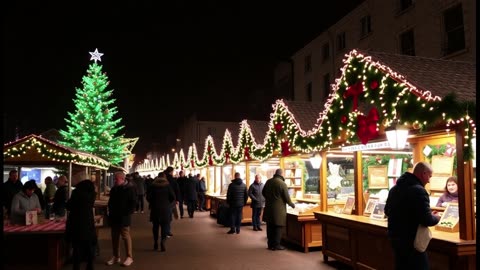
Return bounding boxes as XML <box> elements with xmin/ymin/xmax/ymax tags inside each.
<box><xmin>89</xmin><ymin>48</ymin><xmax>104</xmax><ymax>63</ymax></box>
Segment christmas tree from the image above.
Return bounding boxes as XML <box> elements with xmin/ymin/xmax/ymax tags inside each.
<box><xmin>59</xmin><ymin>48</ymin><xmax>127</xmax><ymax>165</ymax></box>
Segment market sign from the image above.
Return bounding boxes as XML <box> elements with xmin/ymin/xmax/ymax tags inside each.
<box><xmin>341</xmin><ymin>141</ymin><xmax>391</xmax><ymax>152</ymax></box>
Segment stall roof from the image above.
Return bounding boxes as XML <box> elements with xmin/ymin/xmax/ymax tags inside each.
<box><xmin>357</xmin><ymin>49</ymin><xmax>476</xmax><ymax>101</ymax></box>
<box><xmin>282</xmin><ymin>100</ymin><xmax>325</xmax><ymax>133</ymax></box>
<box><xmin>244</xmin><ymin>120</ymin><xmax>269</xmax><ymax>145</ymax></box>
<box><xmin>3</xmin><ymin>134</ymin><xmax>110</xmax><ymax>170</ymax></box>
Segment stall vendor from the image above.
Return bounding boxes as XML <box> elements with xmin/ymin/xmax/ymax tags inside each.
<box><xmin>436</xmin><ymin>176</ymin><xmax>458</xmax><ymax>207</ymax></box>
<box><xmin>10</xmin><ymin>180</ymin><xmax>42</xmax><ymax>225</ymax></box>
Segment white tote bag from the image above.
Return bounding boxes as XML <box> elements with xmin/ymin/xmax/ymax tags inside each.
<box><xmin>413</xmin><ymin>225</ymin><xmax>432</xmax><ymax>252</ymax></box>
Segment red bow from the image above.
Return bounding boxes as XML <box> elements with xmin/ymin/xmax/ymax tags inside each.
<box><xmin>274</xmin><ymin>123</ymin><xmax>283</xmax><ymax>133</ymax></box>
<box><xmin>357</xmin><ymin>107</ymin><xmax>379</xmax><ymax>144</ymax></box>
<box><xmin>208</xmin><ymin>156</ymin><xmax>213</xmax><ymax>166</ymax></box>
<box><xmin>281</xmin><ymin>141</ymin><xmax>291</xmax><ymax>156</ymax></box>
<box><xmin>244</xmin><ymin>147</ymin><xmax>250</xmax><ymax>160</ymax></box>
<box><xmin>344</xmin><ymin>81</ymin><xmax>364</xmax><ymax>111</ymax></box>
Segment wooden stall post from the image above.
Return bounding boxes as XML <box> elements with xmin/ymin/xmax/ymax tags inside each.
<box><xmin>353</xmin><ymin>151</ymin><xmax>364</xmax><ymax>216</ymax></box>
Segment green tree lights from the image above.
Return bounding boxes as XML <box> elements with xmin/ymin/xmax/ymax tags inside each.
<box><xmin>59</xmin><ymin>49</ymin><xmax>127</xmax><ymax>165</ymax></box>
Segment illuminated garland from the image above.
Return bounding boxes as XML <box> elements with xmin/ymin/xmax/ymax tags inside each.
<box><xmin>4</xmin><ymin>135</ymin><xmax>110</xmax><ymax>169</ymax></box>
<box><xmin>137</xmin><ymin>49</ymin><xmax>476</xmax><ymax>172</ymax></box>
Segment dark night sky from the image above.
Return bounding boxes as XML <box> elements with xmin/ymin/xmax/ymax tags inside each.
<box><xmin>3</xmin><ymin>1</ymin><xmax>364</xmax><ymax>160</ymax></box>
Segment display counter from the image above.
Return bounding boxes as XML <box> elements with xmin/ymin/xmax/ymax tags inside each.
<box><xmin>314</xmin><ymin>211</ymin><xmax>476</xmax><ymax>270</ymax></box>
<box><xmin>283</xmin><ymin>212</ymin><xmax>322</xmax><ymax>253</ymax></box>
<box><xmin>4</xmin><ymin>220</ymin><xmax>67</xmax><ymax>270</ymax></box>
<box><xmin>206</xmin><ymin>194</ymin><xmax>254</xmax><ymax>224</ymax></box>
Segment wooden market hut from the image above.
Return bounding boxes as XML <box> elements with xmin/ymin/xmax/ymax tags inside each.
<box><xmin>3</xmin><ymin>134</ymin><xmax>111</xmax><ymax>197</ymax></box>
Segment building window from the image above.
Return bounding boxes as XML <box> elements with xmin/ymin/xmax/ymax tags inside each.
<box><xmin>304</xmin><ymin>54</ymin><xmax>312</xmax><ymax>73</ymax></box>
<box><xmin>443</xmin><ymin>4</ymin><xmax>465</xmax><ymax>55</ymax></box>
<box><xmin>400</xmin><ymin>29</ymin><xmax>415</xmax><ymax>56</ymax></box>
<box><xmin>322</xmin><ymin>43</ymin><xmax>330</xmax><ymax>61</ymax></box>
<box><xmin>323</xmin><ymin>73</ymin><xmax>330</xmax><ymax>101</ymax></box>
<box><xmin>360</xmin><ymin>15</ymin><xmax>372</xmax><ymax>37</ymax></box>
<box><xmin>399</xmin><ymin>0</ymin><xmax>413</xmax><ymax>12</ymax></box>
<box><xmin>336</xmin><ymin>32</ymin><xmax>346</xmax><ymax>51</ymax></box>
<box><xmin>306</xmin><ymin>82</ymin><xmax>312</xmax><ymax>102</ymax></box>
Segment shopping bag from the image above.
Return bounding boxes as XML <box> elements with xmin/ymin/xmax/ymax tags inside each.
<box><xmin>413</xmin><ymin>225</ymin><xmax>432</xmax><ymax>252</ymax></box>
<box><xmin>173</xmin><ymin>203</ymin><xmax>179</xmax><ymax>220</ymax></box>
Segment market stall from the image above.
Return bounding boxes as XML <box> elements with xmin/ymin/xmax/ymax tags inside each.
<box><xmin>310</xmin><ymin>49</ymin><xmax>476</xmax><ymax>269</ymax></box>
<box><xmin>3</xmin><ymin>134</ymin><xmax>111</xmax><ymax>270</ymax></box>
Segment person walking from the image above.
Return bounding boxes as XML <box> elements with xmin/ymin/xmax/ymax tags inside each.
<box><xmin>133</xmin><ymin>172</ymin><xmax>146</xmax><ymax>213</ymax></box>
<box><xmin>385</xmin><ymin>161</ymin><xmax>440</xmax><ymax>270</ymax></box>
<box><xmin>248</xmin><ymin>174</ymin><xmax>265</xmax><ymax>231</ymax></box>
<box><xmin>66</xmin><ymin>179</ymin><xmax>97</xmax><ymax>270</ymax></box>
<box><xmin>226</xmin><ymin>172</ymin><xmax>248</xmax><ymax>234</ymax></box>
<box><xmin>176</xmin><ymin>171</ymin><xmax>188</xmax><ymax>218</ymax></box>
<box><xmin>262</xmin><ymin>169</ymin><xmax>295</xmax><ymax>250</ymax></box>
<box><xmin>164</xmin><ymin>167</ymin><xmax>180</xmax><ymax>236</ymax></box>
<box><xmin>106</xmin><ymin>172</ymin><xmax>136</xmax><ymax>267</ymax></box>
<box><xmin>184</xmin><ymin>173</ymin><xmax>198</xmax><ymax>218</ymax></box>
<box><xmin>146</xmin><ymin>172</ymin><xmax>175</xmax><ymax>252</ymax></box>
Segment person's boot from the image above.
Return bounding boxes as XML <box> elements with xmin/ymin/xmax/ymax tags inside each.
<box><xmin>153</xmin><ymin>241</ymin><xmax>158</xmax><ymax>250</ymax></box>
<box><xmin>160</xmin><ymin>238</ymin><xmax>166</xmax><ymax>252</ymax></box>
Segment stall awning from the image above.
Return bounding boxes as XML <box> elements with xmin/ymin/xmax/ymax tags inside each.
<box><xmin>4</xmin><ymin>134</ymin><xmax>110</xmax><ymax>170</ymax></box>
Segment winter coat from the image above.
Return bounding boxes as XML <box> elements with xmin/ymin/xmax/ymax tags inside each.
<box><xmin>385</xmin><ymin>172</ymin><xmax>439</xmax><ymax>240</ymax></box>
<box><xmin>262</xmin><ymin>174</ymin><xmax>294</xmax><ymax>226</ymax></box>
<box><xmin>2</xmin><ymin>179</ymin><xmax>23</xmax><ymax>216</ymax></box>
<box><xmin>198</xmin><ymin>179</ymin><xmax>207</xmax><ymax>193</ymax></box>
<box><xmin>166</xmin><ymin>173</ymin><xmax>181</xmax><ymax>202</ymax></box>
<box><xmin>248</xmin><ymin>181</ymin><xmax>265</xmax><ymax>208</ymax></box>
<box><xmin>43</xmin><ymin>183</ymin><xmax>56</xmax><ymax>203</ymax></box>
<box><xmin>108</xmin><ymin>182</ymin><xmax>136</xmax><ymax>226</ymax></box>
<box><xmin>10</xmin><ymin>191</ymin><xmax>41</xmax><ymax>225</ymax></box>
<box><xmin>226</xmin><ymin>178</ymin><xmax>248</xmax><ymax>208</ymax></box>
<box><xmin>52</xmin><ymin>185</ymin><xmax>68</xmax><ymax>216</ymax></box>
<box><xmin>146</xmin><ymin>177</ymin><xmax>175</xmax><ymax>224</ymax></box>
<box><xmin>176</xmin><ymin>176</ymin><xmax>188</xmax><ymax>200</ymax></box>
<box><xmin>133</xmin><ymin>176</ymin><xmax>146</xmax><ymax>195</ymax></box>
<box><xmin>66</xmin><ymin>180</ymin><xmax>97</xmax><ymax>245</ymax></box>
<box><xmin>184</xmin><ymin>176</ymin><xmax>199</xmax><ymax>201</ymax></box>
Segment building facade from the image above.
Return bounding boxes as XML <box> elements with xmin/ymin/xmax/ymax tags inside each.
<box><xmin>286</xmin><ymin>0</ymin><xmax>475</xmax><ymax>103</ymax></box>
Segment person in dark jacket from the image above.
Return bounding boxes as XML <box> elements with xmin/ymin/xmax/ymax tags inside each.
<box><xmin>66</xmin><ymin>179</ymin><xmax>97</xmax><ymax>270</ymax></box>
<box><xmin>53</xmin><ymin>175</ymin><xmax>69</xmax><ymax>217</ymax></box>
<box><xmin>105</xmin><ymin>172</ymin><xmax>136</xmax><ymax>267</ymax></box>
<box><xmin>197</xmin><ymin>175</ymin><xmax>207</xmax><ymax>211</ymax></box>
<box><xmin>2</xmin><ymin>169</ymin><xmax>23</xmax><ymax>217</ymax></box>
<box><xmin>146</xmin><ymin>172</ymin><xmax>175</xmax><ymax>252</ymax></box>
<box><xmin>385</xmin><ymin>161</ymin><xmax>440</xmax><ymax>270</ymax></box>
<box><xmin>226</xmin><ymin>172</ymin><xmax>248</xmax><ymax>234</ymax></box>
<box><xmin>248</xmin><ymin>174</ymin><xmax>265</xmax><ymax>231</ymax></box>
<box><xmin>262</xmin><ymin>169</ymin><xmax>295</xmax><ymax>250</ymax></box>
<box><xmin>184</xmin><ymin>173</ymin><xmax>199</xmax><ymax>218</ymax></box>
<box><xmin>176</xmin><ymin>171</ymin><xmax>188</xmax><ymax>218</ymax></box>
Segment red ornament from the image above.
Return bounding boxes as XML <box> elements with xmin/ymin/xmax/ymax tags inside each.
<box><xmin>344</xmin><ymin>81</ymin><xmax>364</xmax><ymax>111</ymax></box>
<box><xmin>190</xmin><ymin>160</ymin><xmax>195</xmax><ymax>168</ymax></box>
<box><xmin>208</xmin><ymin>156</ymin><xmax>213</xmax><ymax>166</ymax></box>
<box><xmin>225</xmin><ymin>152</ymin><xmax>230</xmax><ymax>163</ymax></box>
<box><xmin>370</xmin><ymin>80</ymin><xmax>379</xmax><ymax>90</ymax></box>
<box><xmin>280</xmin><ymin>141</ymin><xmax>291</xmax><ymax>156</ymax></box>
<box><xmin>356</xmin><ymin>107</ymin><xmax>379</xmax><ymax>144</ymax></box>
<box><xmin>341</xmin><ymin>115</ymin><xmax>348</xmax><ymax>124</ymax></box>
<box><xmin>244</xmin><ymin>147</ymin><xmax>250</xmax><ymax>160</ymax></box>
<box><xmin>274</xmin><ymin>123</ymin><xmax>283</xmax><ymax>133</ymax></box>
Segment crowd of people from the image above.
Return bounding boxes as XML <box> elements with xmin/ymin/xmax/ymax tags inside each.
<box><xmin>2</xmin><ymin>161</ymin><xmax>458</xmax><ymax>269</ymax></box>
